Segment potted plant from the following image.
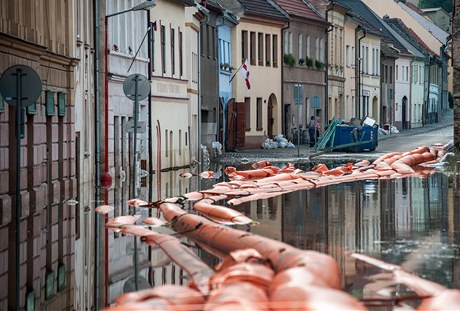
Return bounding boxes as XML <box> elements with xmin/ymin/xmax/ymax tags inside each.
<box><xmin>284</xmin><ymin>53</ymin><xmax>296</xmax><ymax>69</ymax></box>
<box><xmin>266</xmin><ymin>60</ymin><xmax>271</xmax><ymax>66</ymax></box>
<box><xmin>306</xmin><ymin>57</ymin><xmax>313</xmax><ymax>68</ymax></box>
<box><xmin>315</xmin><ymin>60</ymin><xmax>324</xmax><ymax>70</ymax></box>
<box><xmin>298</xmin><ymin>58</ymin><xmax>305</xmax><ymax>66</ymax></box>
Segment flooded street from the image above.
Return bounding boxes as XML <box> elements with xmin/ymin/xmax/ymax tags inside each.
<box><xmin>107</xmin><ymin>163</ymin><xmax>460</xmax><ymax>305</ymax></box>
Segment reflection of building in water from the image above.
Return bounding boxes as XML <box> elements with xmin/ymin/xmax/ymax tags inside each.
<box><xmin>108</xmin><ymin>169</ymin><xmax>198</xmax><ymax>304</ymax></box>
<box><xmin>280</xmin><ymin>189</ymin><xmax>327</xmax><ymax>251</ymax></box>
<box><xmin>245</xmin><ymin>197</ymin><xmax>283</xmax><ymax>241</ymax></box>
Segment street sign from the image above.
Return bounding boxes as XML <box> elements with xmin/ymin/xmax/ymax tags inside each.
<box><xmin>311</xmin><ymin>96</ymin><xmax>321</xmax><ymax>109</ymax></box>
<box><xmin>126</xmin><ymin>120</ymin><xmax>146</xmax><ymax>133</ymax></box>
<box><xmin>294</xmin><ymin>84</ymin><xmax>303</xmax><ymax>105</ymax></box>
<box><xmin>0</xmin><ymin>65</ymin><xmax>42</xmax><ymax>108</ymax></box>
<box><xmin>123</xmin><ymin>74</ymin><xmax>150</xmax><ymax>101</ymax></box>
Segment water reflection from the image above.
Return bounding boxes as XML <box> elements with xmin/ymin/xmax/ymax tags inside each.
<box><xmin>106</xmin><ymin>165</ymin><xmax>460</xmax><ymax>304</ymax></box>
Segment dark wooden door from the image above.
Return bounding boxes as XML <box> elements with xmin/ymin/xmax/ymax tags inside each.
<box><xmin>267</xmin><ymin>98</ymin><xmax>274</xmax><ymax>138</ymax></box>
<box><xmin>236</xmin><ymin>101</ymin><xmax>246</xmax><ymax>149</ymax></box>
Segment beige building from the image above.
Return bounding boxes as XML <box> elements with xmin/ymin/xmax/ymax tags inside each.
<box><xmin>150</xmin><ymin>0</ymin><xmax>199</xmax><ymax>170</ymax></box>
<box><xmin>326</xmin><ymin>6</ymin><xmax>346</xmax><ymax>123</ymax></box>
<box><xmin>230</xmin><ymin>0</ymin><xmax>288</xmax><ymax>149</ymax></box>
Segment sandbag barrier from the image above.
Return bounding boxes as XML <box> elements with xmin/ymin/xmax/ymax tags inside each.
<box><xmin>99</xmin><ymin>145</ymin><xmax>459</xmax><ymax>310</ymax></box>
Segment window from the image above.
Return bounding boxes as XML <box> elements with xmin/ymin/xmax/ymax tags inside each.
<box><xmin>273</xmin><ymin>35</ymin><xmax>278</xmax><ymax>67</ymax></box>
<box><xmin>306</xmin><ymin>35</ymin><xmax>310</xmax><ymax>58</ymax></box>
<box><xmin>365</xmin><ymin>46</ymin><xmax>369</xmax><ymax>74</ymax></box>
<box><xmin>351</xmin><ymin>47</ymin><xmax>355</xmax><ymax>66</ymax></box>
<box><xmin>242</xmin><ymin>30</ymin><xmax>248</xmax><ymax>60</ymax></box>
<box><xmin>406</xmin><ymin>66</ymin><xmax>409</xmax><ymax>81</ymax></box>
<box><xmin>265</xmin><ymin>34</ymin><xmax>271</xmax><ymax>66</ymax></box>
<box><xmin>212</xmin><ymin>26</ymin><xmax>216</xmax><ymax>59</ymax></box>
<box><xmin>250</xmin><ymin>32</ymin><xmax>256</xmax><ymax>65</ymax></box>
<box><xmin>151</xmin><ymin>23</ymin><xmax>156</xmax><ymax>72</ymax></box>
<box><xmin>396</xmin><ymin>65</ymin><xmax>398</xmax><ymax>80</ymax></box>
<box><xmin>289</xmin><ymin>32</ymin><xmax>293</xmax><ymax>54</ymax></box>
<box><xmin>284</xmin><ymin>30</ymin><xmax>289</xmax><ymax>54</ymax></box>
<box><xmin>298</xmin><ymin>34</ymin><xmax>302</xmax><ymax>60</ymax></box>
<box><xmin>245</xmin><ymin>97</ymin><xmax>251</xmax><ymax>131</ymax></box>
<box><xmin>346</xmin><ymin>45</ymin><xmax>350</xmax><ymax>67</ymax></box>
<box><xmin>320</xmin><ymin>38</ymin><xmax>324</xmax><ymax>62</ymax></box>
<box><xmin>390</xmin><ymin>66</ymin><xmax>393</xmax><ymax>83</ymax></box>
<box><xmin>161</xmin><ymin>25</ymin><xmax>166</xmax><ymax>74</ymax></box>
<box><xmin>258</xmin><ymin>32</ymin><xmax>264</xmax><ymax>66</ymax></box>
<box><xmin>257</xmin><ymin>98</ymin><xmax>262</xmax><ymax>130</ymax></box>
<box><xmin>179</xmin><ymin>31</ymin><xmax>183</xmax><ymax>76</ymax></box>
<box><xmin>315</xmin><ymin>37</ymin><xmax>320</xmax><ymax>60</ymax></box>
<box><xmin>171</xmin><ymin>28</ymin><xmax>175</xmax><ymax>75</ymax></box>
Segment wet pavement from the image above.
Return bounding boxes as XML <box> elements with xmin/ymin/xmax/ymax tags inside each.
<box><xmin>218</xmin><ymin>110</ymin><xmax>454</xmax><ymax>164</ymax></box>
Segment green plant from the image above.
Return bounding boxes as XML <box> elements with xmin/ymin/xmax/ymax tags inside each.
<box><xmin>315</xmin><ymin>60</ymin><xmax>324</xmax><ymax>69</ymax></box>
<box><xmin>266</xmin><ymin>60</ymin><xmax>271</xmax><ymax>66</ymax></box>
<box><xmin>298</xmin><ymin>58</ymin><xmax>305</xmax><ymax>66</ymax></box>
<box><xmin>306</xmin><ymin>57</ymin><xmax>313</xmax><ymax>68</ymax></box>
<box><xmin>284</xmin><ymin>53</ymin><xmax>296</xmax><ymax>69</ymax></box>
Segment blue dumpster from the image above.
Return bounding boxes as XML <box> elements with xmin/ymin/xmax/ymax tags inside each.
<box><xmin>332</xmin><ymin>124</ymin><xmax>378</xmax><ymax>152</ymax></box>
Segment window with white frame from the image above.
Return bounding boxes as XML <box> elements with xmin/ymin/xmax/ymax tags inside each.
<box><xmin>306</xmin><ymin>35</ymin><xmax>310</xmax><ymax>58</ymax></box>
<box><xmin>320</xmin><ymin>38</ymin><xmax>324</xmax><ymax>62</ymax></box>
<box><xmin>346</xmin><ymin>45</ymin><xmax>350</xmax><ymax>67</ymax></box>
<box><xmin>298</xmin><ymin>34</ymin><xmax>302</xmax><ymax>60</ymax></box>
<box><xmin>315</xmin><ymin>37</ymin><xmax>320</xmax><ymax>60</ymax></box>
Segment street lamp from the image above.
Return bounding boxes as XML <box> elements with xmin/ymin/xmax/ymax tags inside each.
<box><xmin>97</xmin><ymin>1</ymin><xmax>156</xmax><ymax>308</ymax></box>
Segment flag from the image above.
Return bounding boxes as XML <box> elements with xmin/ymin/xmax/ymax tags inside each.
<box><xmin>151</xmin><ymin>21</ymin><xmax>157</xmax><ymax>31</ymax></box>
<box><xmin>239</xmin><ymin>59</ymin><xmax>251</xmax><ymax>91</ymax></box>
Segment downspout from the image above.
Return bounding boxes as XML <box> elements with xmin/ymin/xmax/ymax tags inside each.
<box><xmin>93</xmin><ymin>0</ymin><xmax>101</xmax><ymax>308</ymax></box>
<box><xmin>325</xmin><ymin>6</ymin><xmax>333</xmax><ymax>127</ymax></box>
<box><xmin>195</xmin><ymin>3</ymin><xmax>209</xmax><ymax>164</ymax></box>
<box><xmin>356</xmin><ymin>26</ymin><xmax>366</xmax><ymax>118</ymax></box>
<box><xmin>147</xmin><ymin>15</ymin><xmax>153</xmax><ymax>175</ymax></box>
<box><xmin>425</xmin><ymin>56</ymin><xmax>432</xmax><ymax>125</ymax></box>
<box><xmin>281</xmin><ymin>20</ymin><xmax>290</xmax><ymax>137</ymax></box>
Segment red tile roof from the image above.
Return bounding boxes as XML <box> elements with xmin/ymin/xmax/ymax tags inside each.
<box><xmin>275</xmin><ymin>0</ymin><xmax>325</xmax><ymax>22</ymax></box>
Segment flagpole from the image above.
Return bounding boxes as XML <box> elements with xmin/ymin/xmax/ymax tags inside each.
<box><xmin>229</xmin><ymin>60</ymin><xmax>246</xmax><ymax>83</ymax></box>
<box><xmin>127</xmin><ymin>23</ymin><xmax>153</xmax><ymax>72</ymax></box>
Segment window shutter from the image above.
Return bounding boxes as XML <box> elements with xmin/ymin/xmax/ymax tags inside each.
<box><xmin>46</xmin><ymin>91</ymin><xmax>55</xmax><ymax>116</ymax></box>
<box><xmin>57</xmin><ymin>92</ymin><xmax>66</xmax><ymax>116</ymax></box>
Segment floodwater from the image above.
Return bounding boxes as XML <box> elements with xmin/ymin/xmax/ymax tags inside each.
<box><xmin>106</xmin><ymin>162</ymin><xmax>460</xmax><ymax>306</ymax></box>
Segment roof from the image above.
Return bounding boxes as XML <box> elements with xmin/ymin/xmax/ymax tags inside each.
<box><xmin>398</xmin><ymin>2</ymin><xmax>449</xmax><ymax>44</ymax></box>
<box><xmin>381</xmin><ymin>18</ymin><xmax>426</xmax><ymax>59</ymax></box>
<box><xmin>421</xmin><ymin>7</ymin><xmax>449</xmax><ymax>14</ymax></box>
<box><xmin>380</xmin><ymin>42</ymin><xmax>399</xmax><ymax>58</ymax></box>
<box><xmin>384</xmin><ymin>17</ymin><xmax>437</xmax><ymax>57</ymax></box>
<box><xmin>173</xmin><ymin>0</ymin><xmax>195</xmax><ymax>6</ymax></box>
<box><xmin>405</xmin><ymin>2</ymin><xmax>424</xmax><ymax>15</ymax></box>
<box><xmin>274</xmin><ymin>0</ymin><xmax>325</xmax><ymax>23</ymax></box>
<box><xmin>335</xmin><ymin>0</ymin><xmax>412</xmax><ymax>55</ymax></box>
<box><xmin>237</xmin><ymin>0</ymin><xmax>289</xmax><ymax>21</ymax></box>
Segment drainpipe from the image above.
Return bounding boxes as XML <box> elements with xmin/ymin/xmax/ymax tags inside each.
<box><xmin>281</xmin><ymin>20</ymin><xmax>290</xmax><ymax>137</ymax></box>
<box><xmin>195</xmin><ymin>2</ymin><xmax>209</xmax><ymax>165</ymax></box>
<box><xmin>93</xmin><ymin>0</ymin><xmax>101</xmax><ymax>308</ymax></box>
<box><xmin>356</xmin><ymin>26</ymin><xmax>366</xmax><ymax>118</ymax></box>
<box><xmin>425</xmin><ymin>56</ymin><xmax>432</xmax><ymax>125</ymax></box>
<box><xmin>325</xmin><ymin>5</ymin><xmax>334</xmax><ymax>127</ymax></box>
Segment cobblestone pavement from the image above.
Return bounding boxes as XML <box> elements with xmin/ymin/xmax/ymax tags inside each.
<box><xmin>217</xmin><ymin>110</ymin><xmax>454</xmax><ymax>165</ymax></box>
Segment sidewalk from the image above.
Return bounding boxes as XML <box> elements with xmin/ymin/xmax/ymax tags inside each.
<box><xmin>218</xmin><ymin>110</ymin><xmax>454</xmax><ymax>164</ymax></box>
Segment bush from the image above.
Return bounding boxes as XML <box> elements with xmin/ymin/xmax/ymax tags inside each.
<box><xmin>306</xmin><ymin>57</ymin><xmax>314</xmax><ymax>68</ymax></box>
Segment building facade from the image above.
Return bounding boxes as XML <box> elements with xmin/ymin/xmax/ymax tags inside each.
<box><xmin>275</xmin><ymin>0</ymin><xmax>328</xmax><ymax>143</ymax></box>
<box><xmin>0</xmin><ymin>1</ymin><xmax>78</xmax><ymax>310</ymax></box>
<box><xmin>228</xmin><ymin>0</ymin><xmax>288</xmax><ymax>149</ymax></box>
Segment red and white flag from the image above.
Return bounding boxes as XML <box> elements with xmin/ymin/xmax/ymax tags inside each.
<box><xmin>238</xmin><ymin>59</ymin><xmax>251</xmax><ymax>91</ymax></box>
